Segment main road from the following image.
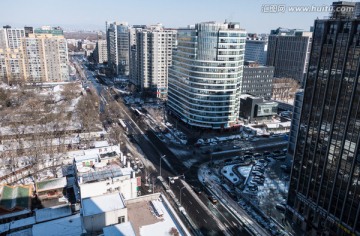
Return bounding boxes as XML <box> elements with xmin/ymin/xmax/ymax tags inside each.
<box><xmin>81</xmin><ymin>65</ymin><xmax>263</xmax><ymax>236</ymax></box>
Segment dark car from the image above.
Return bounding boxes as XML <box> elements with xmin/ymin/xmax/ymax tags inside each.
<box><xmin>208</xmin><ymin>195</ymin><xmax>218</xmax><ymax>204</ymax></box>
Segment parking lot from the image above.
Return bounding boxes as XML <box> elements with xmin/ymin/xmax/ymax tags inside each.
<box><xmin>200</xmin><ymin>149</ymin><xmax>292</xmax><ymax>235</ymax></box>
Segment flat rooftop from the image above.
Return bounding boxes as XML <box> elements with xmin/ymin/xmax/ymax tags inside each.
<box><xmin>103</xmin><ymin>222</ymin><xmax>136</xmax><ymax>236</ymax></box>
<box><xmin>32</xmin><ymin>214</ymin><xmax>83</xmax><ymax>236</ymax></box>
<box><xmin>82</xmin><ymin>192</ymin><xmax>125</xmax><ymax>217</ymax></box>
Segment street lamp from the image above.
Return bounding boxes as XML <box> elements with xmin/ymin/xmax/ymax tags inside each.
<box><xmin>159</xmin><ymin>155</ymin><xmax>166</xmax><ymax>177</ymax></box>
<box><xmin>180</xmin><ymin>186</ymin><xmax>186</xmax><ymax>205</ymax></box>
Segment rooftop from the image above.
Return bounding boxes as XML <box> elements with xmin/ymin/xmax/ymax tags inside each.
<box><xmin>103</xmin><ymin>222</ymin><xmax>136</xmax><ymax>236</ymax></box>
<box><xmin>35</xmin><ymin>205</ymin><xmax>72</xmax><ymax>223</ymax></box>
<box><xmin>36</xmin><ymin>177</ymin><xmax>67</xmax><ymax>192</ymax></box>
<box><xmin>82</xmin><ymin>192</ymin><xmax>125</xmax><ymax>217</ymax></box>
<box><xmin>0</xmin><ymin>185</ymin><xmax>32</xmax><ymax>211</ymax></box>
<box><xmin>32</xmin><ymin>214</ymin><xmax>83</xmax><ymax>236</ymax></box>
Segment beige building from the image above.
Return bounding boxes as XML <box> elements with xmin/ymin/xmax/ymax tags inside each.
<box><xmin>0</xmin><ymin>26</ymin><xmax>69</xmax><ymax>83</ymax></box>
<box><xmin>94</xmin><ymin>39</ymin><xmax>108</xmax><ymax>64</ymax></box>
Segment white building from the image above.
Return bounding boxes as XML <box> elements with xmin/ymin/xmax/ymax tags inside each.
<box><xmin>81</xmin><ymin>192</ymin><xmax>127</xmax><ymax>233</ymax></box>
<box><xmin>94</xmin><ymin>39</ymin><xmax>108</xmax><ymax>64</ymax></box>
<box><xmin>168</xmin><ymin>21</ymin><xmax>246</xmax><ymax>129</ymax></box>
<box><xmin>79</xmin><ymin>166</ymin><xmax>138</xmax><ymax>200</ymax></box>
<box><xmin>1</xmin><ymin>26</ymin><xmax>25</xmax><ymax>50</ymax></box>
<box><xmin>106</xmin><ymin>21</ymin><xmax>130</xmax><ymax>76</ymax></box>
<box><xmin>130</xmin><ymin>24</ymin><xmax>176</xmax><ymax>98</ymax></box>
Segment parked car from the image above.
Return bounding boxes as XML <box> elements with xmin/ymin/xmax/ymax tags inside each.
<box><xmin>208</xmin><ymin>195</ymin><xmax>218</xmax><ymax>204</ymax></box>
<box><xmin>275</xmin><ymin>203</ymin><xmax>286</xmax><ymax>212</ymax></box>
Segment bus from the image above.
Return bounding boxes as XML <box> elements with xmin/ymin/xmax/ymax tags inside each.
<box><xmin>118</xmin><ymin>119</ymin><xmax>128</xmax><ymax>131</ymax></box>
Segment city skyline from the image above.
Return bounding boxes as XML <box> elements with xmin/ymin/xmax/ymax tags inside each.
<box><xmin>1</xmin><ymin>0</ymin><xmax>331</xmax><ymax>32</ymax></box>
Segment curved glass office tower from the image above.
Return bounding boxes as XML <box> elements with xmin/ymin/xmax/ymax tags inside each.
<box><xmin>168</xmin><ymin>22</ymin><xmax>246</xmax><ymax>129</ymax></box>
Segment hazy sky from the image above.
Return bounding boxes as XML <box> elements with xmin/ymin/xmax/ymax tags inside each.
<box><xmin>1</xmin><ymin>0</ymin><xmax>335</xmax><ymax>32</ymax></box>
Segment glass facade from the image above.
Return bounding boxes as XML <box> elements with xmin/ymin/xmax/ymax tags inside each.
<box><xmin>287</xmin><ymin>18</ymin><xmax>360</xmax><ymax>235</ymax></box>
<box><xmin>168</xmin><ymin>22</ymin><xmax>246</xmax><ymax>129</ymax></box>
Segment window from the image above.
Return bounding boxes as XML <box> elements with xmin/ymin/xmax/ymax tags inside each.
<box><xmin>118</xmin><ymin>216</ymin><xmax>125</xmax><ymax>224</ymax></box>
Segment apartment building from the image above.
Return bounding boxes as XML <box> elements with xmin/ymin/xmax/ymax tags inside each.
<box><xmin>130</xmin><ymin>24</ymin><xmax>176</xmax><ymax>98</ymax></box>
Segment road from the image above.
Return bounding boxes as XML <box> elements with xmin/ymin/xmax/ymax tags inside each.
<box><xmin>79</xmin><ymin>66</ymin><xmax>249</xmax><ymax>235</ymax></box>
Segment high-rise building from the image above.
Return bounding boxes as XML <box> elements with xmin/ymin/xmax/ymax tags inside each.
<box><xmin>129</xmin><ymin>25</ymin><xmax>146</xmax><ymax>87</ymax></box>
<box><xmin>168</xmin><ymin>22</ymin><xmax>246</xmax><ymax>129</ymax></box>
<box><xmin>0</xmin><ymin>26</ymin><xmax>69</xmax><ymax>83</ymax></box>
<box><xmin>106</xmin><ymin>22</ymin><xmax>130</xmax><ymax>77</ymax></box>
<box><xmin>266</xmin><ymin>28</ymin><xmax>312</xmax><ymax>83</ymax></box>
<box><xmin>242</xmin><ymin>61</ymin><xmax>274</xmax><ymax>99</ymax></box>
<box><xmin>0</xmin><ymin>26</ymin><xmax>25</xmax><ymax>50</ymax></box>
<box><xmin>130</xmin><ymin>24</ymin><xmax>176</xmax><ymax>98</ymax></box>
<box><xmin>287</xmin><ymin>2</ymin><xmax>360</xmax><ymax>235</ymax></box>
<box><xmin>94</xmin><ymin>39</ymin><xmax>108</xmax><ymax>64</ymax></box>
<box><xmin>244</xmin><ymin>34</ymin><xmax>268</xmax><ymax>65</ymax></box>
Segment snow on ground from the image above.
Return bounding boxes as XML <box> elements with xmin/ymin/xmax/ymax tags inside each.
<box><xmin>139</xmin><ymin>199</ymin><xmax>183</xmax><ymax>236</ymax></box>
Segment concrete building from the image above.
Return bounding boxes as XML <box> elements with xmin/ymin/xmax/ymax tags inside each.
<box><xmin>130</xmin><ymin>24</ymin><xmax>176</xmax><ymax>98</ymax></box>
<box><xmin>94</xmin><ymin>39</ymin><xmax>108</xmax><ymax>64</ymax></box>
<box><xmin>0</xmin><ymin>48</ymin><xmax>26</xmax><ymax>84</ymax></box>
<box><xmin>242</xmin><ymin>61</ymin><xmax>274</xmax><ymax>99</ymax></box>
<box><xmin>266</xmin><ymin>27</ymin><xmax>312</xmax><ymax>83</ymax></box>
<box><xmin>22</xmin><ymin>30</ymin><xmax>69</xmax><ymax>82</ymax></box>
<box><xmin>106</xmin><ymin>22</ymin><xmax>130</xmax><ymax>76</ymax></box>
<box><xmin>82</xmin><ymin>193</ymin><xmax>127</xmax><ymax>233</ymax></box>
<box><xmin>2</xmin><ymin>26</ymin><xmax>25</xmax><ymax>50</ymax></box>
<box><xmin>129</xmin><ymin>25</ymin><xmax>146</xmax><ymax>87</ymax></box>
<box><xmin>239</xmin><ymin>94</ymin><xmax>278</xmax><ymax>123</ymax></box>
<box><xmin>244</xmin><ymin>34</ymin><xmax>268</xmax><ymax>65</ymax></box>
<box><xmin>0</xmin><ymin>26</ymin><xmax>69</xmax><ymax>83</ymax></box>
<box><xmin>287</xmin><ymin>2</ymin><xmax>360</xmax><ymax>235</ymax></box>
<box><xmin>168</xmin><ymin>22</ymin><xmax>246</xmax><ymax>129</ymax></box>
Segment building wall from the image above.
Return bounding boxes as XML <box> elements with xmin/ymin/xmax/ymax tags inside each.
<box><xmin>168</xmin><ymin>22</ymin><xmax>246</xmax><ymax>129</ymax></box>
<box><xmin>133</xmin><ymin>25</ymin><xmax>176</xmax><ymax>98</ymax></box>
<box><xmin>287</xmin><ymin>18</ymin><xmax>360</xmax><ymax>235</ymax></box>
<box><xmin>79</xmin><ymin>176</ymin><xmax>138</xmax><ymax>199</ymax></box>
<box><xmin>242</xmin><ymin>64</ymin><xmax>274</xmax><ymax>99</ymax></box>
<box><xmin>95</xmin><ymin>40</ymin><xmax>107</xmax><ymax>64</ymax></box>
<box><xmin>83</xmin><ymin>208</ymin><xmax>128</xmax><ymax>233</ymax></box>
<box><xmin>0</xmin><ymin>27</ymin><xmax>69</xmax><ymax>83</ymax></box>
<box><xmin>106</xmin><ymin>22</ymin><xmax>130</xmax><ymax>76</ymax></box>
<box><xmin>266</xmin><ymin>30</ymin><xmax>312</xmax><ymax>83</ymax></box>
<box><xmin>244</xmin><ymin>39</ymin><xmax>267</xmax><ymax>65</ymax></box>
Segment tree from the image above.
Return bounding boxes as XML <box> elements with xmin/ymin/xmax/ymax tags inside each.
<box><xmin>272</xmin><ymin>77</ymin><xmax>300</xmax><ymax>103</ymax></box>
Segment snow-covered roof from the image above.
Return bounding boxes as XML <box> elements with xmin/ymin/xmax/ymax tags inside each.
<box><xmin>7</xmin><ymin>228</ymin><xmax>32</xmax><ymax>236</ymax></box>
<box><xmin>35</xmin><ymin>205</ymin><xmax>72</xmax><ymax>223</ymax></box>
<box><xmin>32</xmin><ymin>214</ymin><xmax>82</xmax><ymax>236</ymax></box>
<box><xmin>93</xmin><ymin>140</ymin><xmax>109</xmax><ymax>148</ymax></box>
<box><xmin>82</xmin><ymin>192</ymin><xmax>125</xmax><ymax>217</ymax></box>
<box><xmin>9</xmin><ymin>216</ymin><xmax>35</xmax><ymax>230</ymax></box>
<box><xmin>103</xmin><ymin>222</ymin><xmax>136</xmax><ymax>236</ymax></box>
<box><xmin>0</xmin><ymin>223</ymin><xmax>9</xmax><ymax>234</ymax></box>
<box><xmin>36</xmin><ymin>177</ymin><xmax>67</xmax><ymax>192</ymax></box>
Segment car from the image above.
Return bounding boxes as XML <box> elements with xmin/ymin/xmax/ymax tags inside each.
<box><xmin>275</xmin><ymin>203</ymin><xmax>286</xmax><ymax>212</ymax></box>
<box><xmin>208</xmin><ymin>195</ymin><xmax>218</xmax><ymax>204</ymax></box>
<box><xmin>193</xmin><ymin>187</ymin><xmax>202</xmax><ymax>194</ymax></box>
<box><xmin>253</xmin><ymin>153</ymin><xmax>262</xmax><ymax>158</ymax></box>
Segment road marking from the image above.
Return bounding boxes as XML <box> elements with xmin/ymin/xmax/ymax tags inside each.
<box><xmin>232</xmin><ymin>221</ymin><xmax>237</xmax><ymax>226</ymax></box>
<box><xmin>204</xmin><ymin>219</ymin><xmax>207</xmax><ymax>223</ymax></box>
<box><xmin>189</xmin><ymin>201</ymin><xmax>192</xmax><ymax>205</ymax></box>
<box><xmin>196</xmin><ymin>209</ymin><xmax>199</xmax><ymax>214</ymax></box>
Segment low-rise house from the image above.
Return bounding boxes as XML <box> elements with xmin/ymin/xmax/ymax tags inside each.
<box><xmin>35</xmin><ymin>177</ymin><xmax>67</xmax><ymax>201</ymax></box>
<box><xmin>81</xmin><ymin>192</ymin><xmax>127</xmax><ymax>233</ymax></box>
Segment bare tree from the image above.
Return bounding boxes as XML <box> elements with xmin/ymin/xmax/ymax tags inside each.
<box><xmin>272</xmin><ymin>77</ymin><xmax>300</xmax><ymax>102</ymax></box>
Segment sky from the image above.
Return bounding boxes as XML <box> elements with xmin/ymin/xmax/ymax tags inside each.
<box><xmin>1</xmin><ymin>0</ymin><xmax>337</xmax><ymax>33</ymax></box>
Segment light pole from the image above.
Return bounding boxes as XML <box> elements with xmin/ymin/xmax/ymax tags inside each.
<box><xmin>159</xmin><ymin>155</ymin><xmax>166</xmax><ymax>177</ymax></box>
<box><xmin>180</xmin><ymin>186</ymin><xmax>186</xmax><ymax>205</ymax></box>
